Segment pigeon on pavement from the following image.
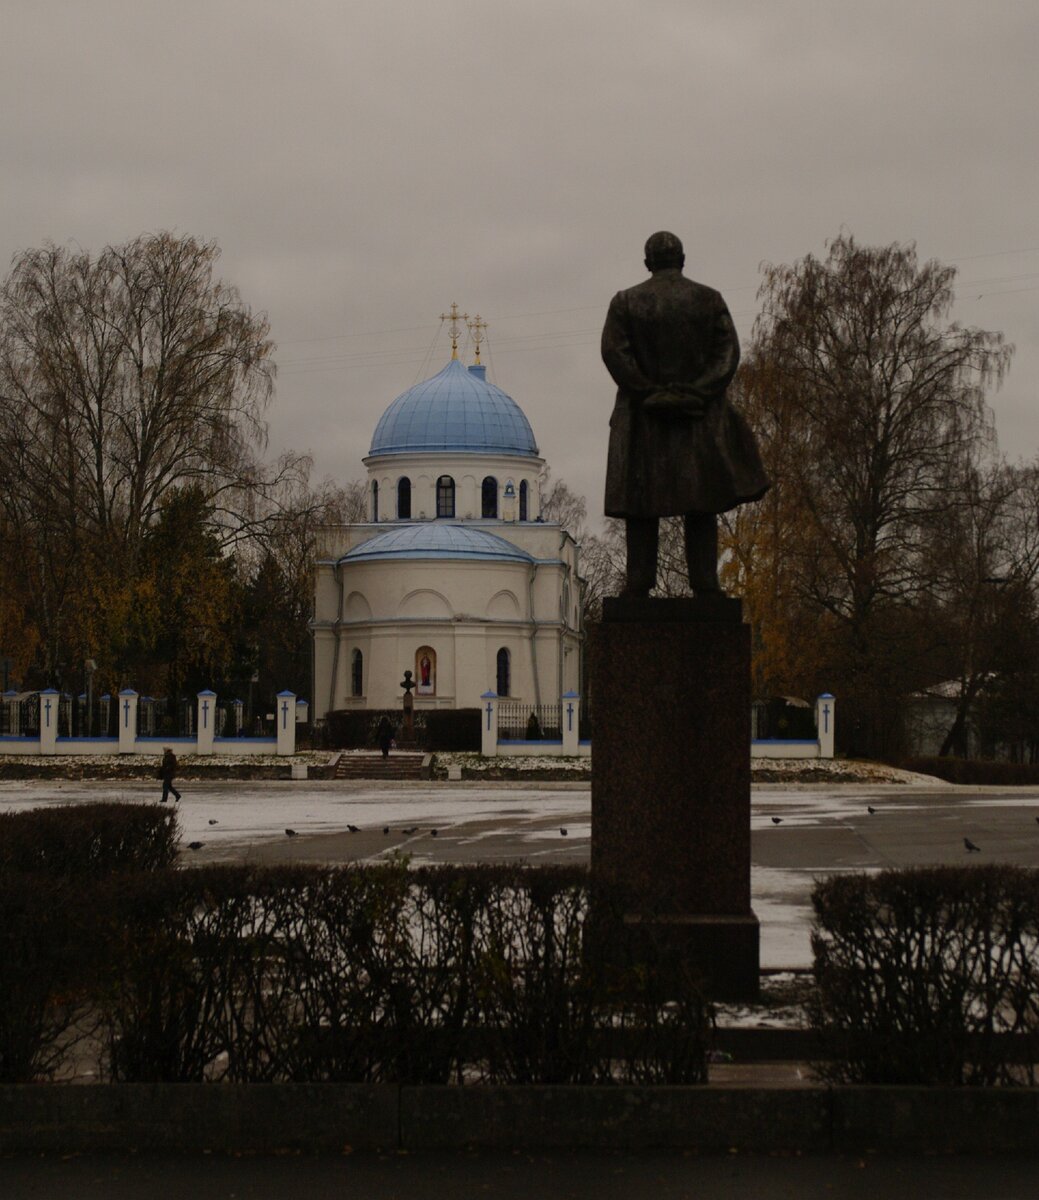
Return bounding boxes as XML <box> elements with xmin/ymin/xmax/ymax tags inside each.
<box><xmin>187</xmin><ymin>841</ymin><xmax>203</xmax><ymax>851</ymax></box>
<box><xmin>964</xmin><ymin>837</ymin><xmax>981</xmax><ymax>853</ymax></box>
<box><xmin>285</xmin><ymin>828</ymin><xmax>298</xmax><ymax>838</ymax></box>
<box><xmin>771</xmin><ymin>816</ymin><xmax>783</xmax><ymax>825</ymax></box>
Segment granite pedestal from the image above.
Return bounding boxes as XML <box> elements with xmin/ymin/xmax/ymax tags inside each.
<box><xmin>590</xmin><ymin>595</ymin><xmax>759</xmax><ymax>1000</ymax></box>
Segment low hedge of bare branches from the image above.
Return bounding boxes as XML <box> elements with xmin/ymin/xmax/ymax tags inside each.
<box><xmin>0</xmin><ymin>802</ymin><xmax>179</xmax><ymax>877</ymax></box>
<box><xmin>810</xmin><ymin>866</ymin><xmax>1039</xmax><ymax>1085</ymax></box>
<box><xmin>0</xmin><ymin>803</ymin><xmax>180</xmax><ymax>1082</ymax></box>
<box><xmin>2</xmin><ymin>859</ymin><xmax>710</xmax><ymax>1085</ymax></box>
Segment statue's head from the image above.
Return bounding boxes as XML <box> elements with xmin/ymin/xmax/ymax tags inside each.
<box><xmin>644</xmin><ymin>230</ymin><xmax>684</xmax><ymax>272</ymax></box>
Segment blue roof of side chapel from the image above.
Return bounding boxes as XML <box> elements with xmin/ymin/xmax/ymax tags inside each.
<box><xmin>342</xmin><ymin>525</ymin><xmax>533</xmax><ymax>564</ymax></box>
<box><xmin>368</xmin><ymin>359</ymin><xmax>539</xmax><ymax>458</ymax></box>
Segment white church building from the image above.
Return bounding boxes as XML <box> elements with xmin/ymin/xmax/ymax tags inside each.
<box><xmin>312</xmin><ymin>329</ymin><xmax>584</xmax><ymax>721</ymax></box>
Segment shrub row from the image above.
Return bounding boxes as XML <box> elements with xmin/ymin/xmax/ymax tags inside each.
<box><xmin>899</xmin><ymin>756</ymin><xmax>1039</xmax><ymax>786</ymax></box>
<box><xmin>0</xmin><ymin>802</ymin><xmax>179</xmax><ymax>878</ymax></box>
<box><xmin>321</xmin><ymin>708</ymin><xmax>480</xmax><ymax>751</ymax></box>
<box><xmin>2</xmin><ymin>863</ymin><xmax>709</xmax><ymax>1086</ymax></box>
<box><xmin>810</xmin><ymin>866</ymin><xmax>1039</xmax><ymax>1085</ymax></box>
<box><xmin>424</xmin><ymin>708</ymin><xmax>481</xmax><ymax>751</ymax></box>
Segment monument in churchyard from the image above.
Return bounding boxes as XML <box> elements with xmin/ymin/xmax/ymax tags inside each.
<box><xmin>400</xmin><ymin>669</ymin><xmax>416</xmax><ymax>743</ymax></box>
<box><xmin>590</xmin><ymin>231</ymin><xmax>769</xmax><ymax>999</ymax></box>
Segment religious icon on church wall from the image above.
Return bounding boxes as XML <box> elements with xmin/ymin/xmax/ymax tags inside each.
<box><xmin>415</xmin><ymin>646</ymin><xmax>436</xmax><ymax>695</ymax></box>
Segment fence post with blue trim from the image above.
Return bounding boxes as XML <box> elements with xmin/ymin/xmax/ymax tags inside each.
<box><xmin>816</xmin><ymin>693</ymin><xmax>836</xmax><ymax>758</ymax></box>
<box><xmin>39</xmin><ymin>688</ymin><xmax>59</xmax><ymax>755</ymax></box>
<box><xmin>118</xmin><ymin>688</ymin><xmax>138</xmax><ymax>754</ymax></box>
<box><xmin>561</xmin><ymin>690</ymin><xmax>581</xmax><ymax>755</ymax></box>
<box><xmin>277</xmin><ymin>691</ymin><xmax>296</xmax><ymax>756</ymax></box>
<box><xmin>196</xmin><ymin>690</ymin><xmax>217</xmax><ymax>756</ymax></box>
<box><xmin>480</xmin><ymin>690</ymin><xmax>498</xmax><ymax>757</ymax></box>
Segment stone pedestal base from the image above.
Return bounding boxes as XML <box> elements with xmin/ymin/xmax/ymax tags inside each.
<box><xmin>590</xmin><ymin>595</ymin><xmax>759</xmax><ymax>1000</ymax></box>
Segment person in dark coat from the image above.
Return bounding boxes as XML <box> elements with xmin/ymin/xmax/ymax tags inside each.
<box><xmin>159</xmin><ymin>747</ymin><xmax>181</xmax><ymax>803</ymax></box>
<box><xmin>602</xmin><ymin>231</ymin><xmax>769</xmax><ymax>596</ymax></box>
<box><xmin>376</xmin><ymin>716</ymin><xmax>394</xmax><ymax>759</ymax></box>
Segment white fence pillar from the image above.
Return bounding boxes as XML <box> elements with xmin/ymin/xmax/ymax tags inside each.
<box><xmin>39</xmin><ymin>688</ymin><xmax>59</xmax><ymax>755</ymax></box>
<box><xmin>196</xmin><ymin>690</ymin><xmax>217</xmax><ymax>756</ymax></box>
<box><xmin>816</xmin><ymin>693</ymin><xmax>836</xmax><ymax>758</ymax></box>
<box><xmin>562</xmin><ymin>690</ymin><xmax>581</xmax><ymax>755</ymax></box>
<box><xmin>276</xmin><ymin>691</ymin><xmax>296</xmax><ymax>755</ymax></box>
<box><xmin>118</xmin><ymin>689</ymin><xmax>138</xmax><ymax>753</ymax></box>
<box><xmin>481</xmin><ymin>690</ymin><xmax>498</xmax><ymax>757</ymax></box>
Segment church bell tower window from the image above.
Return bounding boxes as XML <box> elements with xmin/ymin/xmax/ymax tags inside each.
<box><xmin>481</xmin><ymin>476</ymin><xmax>498</xmax><ymax>519</ymax></box>
<box><xmin>436</xmin><ymin>476</ymin><xmax>455</xmax><ymax>518</ymax></box>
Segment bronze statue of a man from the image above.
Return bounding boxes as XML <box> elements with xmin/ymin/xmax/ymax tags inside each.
<box><xmin>602</xmin><ymin>231</ymin><xmax>769</xmax><ymax>596</ymax></box>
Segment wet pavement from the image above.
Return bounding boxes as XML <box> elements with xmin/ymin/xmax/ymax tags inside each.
<box><xmin>1</xmin><ymin>1148</ymin><xmax>1036</xmax><ymax>1199</ymax></box>
<box><xmin>3</xmin><ymin>777</ymin><xmax>1039</xmax><ymax>968</ymax></box>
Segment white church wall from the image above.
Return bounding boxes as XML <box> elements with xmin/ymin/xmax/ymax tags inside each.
<box><xmin>459</xmin><ymin>474</ymin><xmax>477</xmax><ymax>518</ymax></box>
<box><xmin>413</xmin><ymin>474</ymin><xmax>433</xmax><ymax>519</ymax></box>
<box><xmin>487</xmin><ymin>589</ymin><xmax>521</xmax><ymax>619</ymax></box>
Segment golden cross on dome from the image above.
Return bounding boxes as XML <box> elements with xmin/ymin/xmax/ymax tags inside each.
<box><xmin>468</xmin><ymin>314</ymin><xmax>488</xmax><ymax>364</ymax></box>
<box><xmin>439</xmin><ymin>302</ymin><xmax>469</xmax><ymax>360</ymax></box>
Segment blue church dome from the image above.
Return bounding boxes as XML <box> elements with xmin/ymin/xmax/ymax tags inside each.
<box><xmin>342</xmin><ymin>524</ymin><xmax>534</xmax><ymax>564</ymax></box>
<box><xmin>369</xmin><ymin>359</ymin><xmax>539</xmax><ymax>458</ymax></box>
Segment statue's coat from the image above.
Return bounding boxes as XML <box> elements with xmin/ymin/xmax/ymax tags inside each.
<box><xmin>602</xmin><ymin>268</ymin><xmax>769</xmax><ymax>518</ymax></box>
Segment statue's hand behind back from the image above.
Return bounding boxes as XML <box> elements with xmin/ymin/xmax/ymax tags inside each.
<box><xmin>642</xmin><ymin>384</ymin><xmax>708</xmax><ymax>418</ymax></box>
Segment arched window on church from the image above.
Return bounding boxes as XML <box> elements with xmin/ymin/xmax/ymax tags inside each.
<box><xmin>496</xmin><ymin>647</ymin><xmax>511</xmax><ymax>697</ymax></box>
<box><xmin>519</xmin><ymin>480</ymin><xmax>529</xmax><ymax>521</ymax></box>
<box><xmin>371</xmin><ymin>481</ymin><xmax>379</xmax><ymax>522</ymax></box>
<box><xmin>351</xmin><ymin>648</ymin><xmax>363</xmax><ymax>697</ymax></box>
<box><xmin>436</xmin><ymin>475</ymin><xmax>455</xmax><ymax>518</ymax></box>
<box><xmin>481</xmin><ymin>476</ymin><xmax>498</xmax><ymax>519</ymax></box>
<box><xmin>397</xmin><ymin>476</ymin><xmax>411</xmax><ymax>519</ymax></box>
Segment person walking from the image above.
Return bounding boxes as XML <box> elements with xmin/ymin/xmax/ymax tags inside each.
<box><xmin>376</xmin><ymin>716</ymin><xmax>394</xmax><ymax>759</ymax></box>
<box><xmin>159</xmin><ymin>747</ymin><xmax>182</xmax><ymax>803</ymax></box>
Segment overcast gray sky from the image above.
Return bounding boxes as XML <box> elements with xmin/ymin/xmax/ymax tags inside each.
<box><xmin>3</xmin><ymin>0</ymin><xmax>1036</xmax><ymax>521</ymax></box>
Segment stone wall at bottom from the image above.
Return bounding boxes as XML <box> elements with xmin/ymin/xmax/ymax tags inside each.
<box><xmin>2</xmin><ymin>1085</ymin><xmax>1039</xmax><ymax>1154</ymax></box>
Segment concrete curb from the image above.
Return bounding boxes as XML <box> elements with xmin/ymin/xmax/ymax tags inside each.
<box><xmin>2</xmin><ymin>1085</ymin><xmax>1038</xmax><ymax>1153</ymax></box>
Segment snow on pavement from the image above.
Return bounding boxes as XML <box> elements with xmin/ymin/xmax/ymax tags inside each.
<box><xmin>5</xmin><ymin>778</ymin><xmax>1039</xmax><ymax>969</ymax></box>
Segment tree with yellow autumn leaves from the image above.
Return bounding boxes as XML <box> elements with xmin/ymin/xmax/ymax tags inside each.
<box><xmin>0</xmin><ymin>232</ymin><xmax>345</xmax><ymax>706</ymax></box>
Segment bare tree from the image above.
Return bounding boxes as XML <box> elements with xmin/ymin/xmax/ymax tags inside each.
<box><xmin>920</xmin><ymin>461</ymin><xmax>1039</xmax><ymax>756</ymax></box>
<box><xmin>539</xmin><ymin>469</ymin><xmax>588</xmax><ymax>538</ymax></box>
<box><xmin>575</xmin><ymin>520</ymin><xmax>625</xmax><ymax>623</ymax></box>
<box><xmin>0</xmin><ymin>232</ymin><xmax>278</xmax><ymax>683</ymax></box>
<box><xmin>733</xmin><ymin>234</ymin><xmax>1013</xmax><ymax>755</ymax></box>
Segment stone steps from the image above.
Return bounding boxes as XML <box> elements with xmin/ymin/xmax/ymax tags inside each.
<box><xmin>334</xmin><ymin>752</ymin><xmax>427</xmax><ymax>780</ymax></box>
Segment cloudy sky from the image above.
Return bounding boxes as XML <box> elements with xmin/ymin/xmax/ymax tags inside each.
<box><xmin>3</xmin><ymin>0</ymin><xmax>1035</xmax><ymax>522</ymax></box>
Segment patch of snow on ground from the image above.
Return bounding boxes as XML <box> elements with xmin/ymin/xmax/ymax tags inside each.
<box><xmin>0</xmin><ymin>752</ymin><xmax>332</xmax><ymax>768</ymax></box>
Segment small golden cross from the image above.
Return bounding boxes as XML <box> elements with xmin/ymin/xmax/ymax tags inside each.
<box><xmin>439</xmin><ymin>302</ymin><xmax>469</xmax><ymax>360</ymax></box>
